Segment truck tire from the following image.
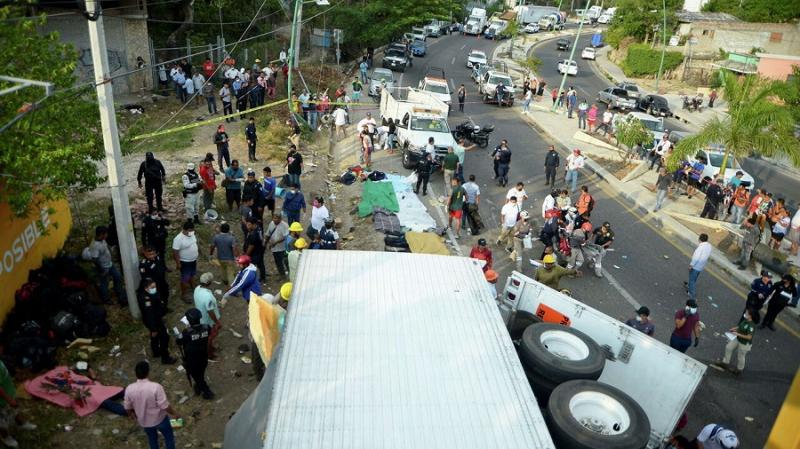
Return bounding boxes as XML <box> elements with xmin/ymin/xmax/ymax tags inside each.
<box><xmin>546</xmin><ymin>380</ymin><xmax>650</xmax><ymax>449</ymax></box>
<box><xmin>519</xmin><ymin>323</ymin><xmax>605</xmax><ymax>384</ymax></box>
<box><xmin>507</xmin><ymin>311</ymin><xmax>542</xmax><ymax>340</ymax></box>
<box><xmin>401</xmin><ymin>144</ymin><xmax>415</xmax><ymax>169</ymax></box>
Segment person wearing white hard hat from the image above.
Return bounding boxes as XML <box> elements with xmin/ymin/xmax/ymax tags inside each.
<box><xmin>695</xmin><ymin>424</ymin><xmax>739</xmax><ymax>449</ymax></box>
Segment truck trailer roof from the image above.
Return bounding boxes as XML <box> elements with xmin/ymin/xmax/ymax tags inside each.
<box><xmin>225</xmin><ymin>251</ymin><xmax>555</xmax><ymax>449</ymax></box>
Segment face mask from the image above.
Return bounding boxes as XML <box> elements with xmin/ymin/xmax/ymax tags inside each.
<box><xmin>151</xmin><ymin>214</ymin><xmax>159</xmax><ymax>219</ymax></box>
<box><xmin>635</xmin><ymin>316</ymin><xmax>643</xmax><ymax>322</ymax></box>
<box><xmin>686</xmin><ymin>307</ymin><xmax>697</xmax><ymax>315</ymax></box>
<box><xmin>743</xmin><ymin>313</ymin><xmax>749</xmax><ymax>320</ymax></box>
<box><xmin>187</xmin><ymin>231</ymin><xmax>195</xmax><ymax>237</ymax></box>
<box><xmin>146</xmin><ymin>287</ymin><xmax>157</xmax><ymax>295</ymax></box>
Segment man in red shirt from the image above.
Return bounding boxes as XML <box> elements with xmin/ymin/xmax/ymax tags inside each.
<box><xmin>199</xmin><ymin>154</ymin><xmax>218</xmax><ymax>211</ymax></box>
<box><xmin>469</xmin><ymin>238</ymin><xmax>493</xmax><ymax>272</ymax></box>
<box><xmin>202</xmin><ymin>58</ymin><xmax>214</xmax><ymax>80</ymax></box>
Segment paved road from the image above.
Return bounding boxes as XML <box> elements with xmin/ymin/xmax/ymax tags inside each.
<box><xmin>361</xmin><ymin>31</ymin><xmax>800</xmax><ymax>448</ymax></box>
<box><xmin>532</xmin><ymin>31</ymin><xmax>800</xmax><ymax>210</ymax></box>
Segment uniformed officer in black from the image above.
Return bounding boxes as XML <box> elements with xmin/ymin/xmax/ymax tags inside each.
<box><xmin>137</xmin><ymin>278</ymin><xmax>176</xmax><ymax>364</ymax></box>
<box><xmin>319</xmin><ymin>218</ymin><xmax>340</xmax><ymax>250</ymax></box>
<box><xmin>141</xmin><ymin>210</ymin><xmax>170</xmax><ymax>258</ymax></box>
<box><xmin>176</xmin><ymin>308</ymin><xmax>214</xmax><ymax>399</ymax></box>
<box><xmin>139</xmin><ymin>246</ymin><xmax>170</xmax><ymax>307</ymax></box>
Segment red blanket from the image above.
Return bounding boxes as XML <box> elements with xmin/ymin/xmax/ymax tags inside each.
<box><xmin>24</xmin><ymin>366</ymin><xmax>123</xmax><ymax>417</ymax></box>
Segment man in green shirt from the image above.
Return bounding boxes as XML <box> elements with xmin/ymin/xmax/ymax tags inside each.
<box><xmin>720</xmin><ymin>307</ymin><xmax>755</xmax><ymax>375</ymax></box>
<box><xmin>0</xmin><ymin>361</ymin><xmax>36</xmax><ymax>448</ymax></box>
<box><xmin>534</xmin><ymin>254</ymin><xmax>580</xmax><ymax>290</ymax></box>
<box><xmin>447</xmin><ymin>177</ymin><xmax>467</xmax><ymax>238</ymax></box>
<box><xmin>453</xmin><ymin>138</ymin><xmax>478</xmax><ymax>182</ymax></box>
<box><xmin>442</xmin><ymin>146</ymin><xmax>460</xmax><ymax>197</ymax></box>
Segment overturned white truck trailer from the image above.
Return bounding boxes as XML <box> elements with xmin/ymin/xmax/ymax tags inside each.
<box><xmin>225</xmin><ymin>252</ymin><xmax>705</xmax><ymax>449</ymax></box>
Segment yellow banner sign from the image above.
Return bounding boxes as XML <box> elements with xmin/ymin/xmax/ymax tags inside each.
<box><xmin>0</xmin><ymin>199</ymin><xmax>72</xmax><ymax>324</ymax></box>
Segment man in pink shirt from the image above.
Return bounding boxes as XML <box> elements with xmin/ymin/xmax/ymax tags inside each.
<box><xmin>124</xmin><ymin>361</ymin><xmax>179</xmax><ymax>449</ymax></box>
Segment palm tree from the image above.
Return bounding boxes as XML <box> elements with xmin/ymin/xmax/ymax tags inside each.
<box><xmin>667</xmin><ymin>70</ymin><xmax>800</xmax><ymax>178</ymax></box>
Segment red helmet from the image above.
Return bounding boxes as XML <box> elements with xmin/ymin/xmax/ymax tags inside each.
<box><xmin>580</xmin><ymin>222</ymin><xmax>593</xmax><ymax>232</ymax></box>
<box><xmin>237</xmin><ymin>255</ymin><xmax>251</xmax><ymax>265</ymax></box>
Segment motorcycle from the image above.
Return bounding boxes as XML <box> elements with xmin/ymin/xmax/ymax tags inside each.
<box><xmin>682</xmin><ymin>94</ymin><xmax>704</xmax><ymax>112</ymax></box>
<box><xmin>452</xmin><ymin>120</ymin><xmax>494</xmax><ymax>148</ymax></box>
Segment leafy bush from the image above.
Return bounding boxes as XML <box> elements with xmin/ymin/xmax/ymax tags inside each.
<box><xmin>622</xmin><ymin>44</ymin><xmax>683</xmax><ymax>77</ymax></box>
<box><xmin>709</xmin><ymin>69</ymin><xmax>723</xmax><ymax>88</ymax></box>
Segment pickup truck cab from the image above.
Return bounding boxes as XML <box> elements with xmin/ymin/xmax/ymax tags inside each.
<box><xmin>557</xmin><ymin>59</ymin><xmax>578</xmax><ymax>76</ymax></box>
<box><xmin>466</xmin><ymin>49</ymin><xmax>487</xmax><ymax>68</ymax></box>
<box><xmin>598</xmin><ymin>86</ymin><xmax>636</xmax><ymax>110</ymax></box>
<box><xmin>382</xmin><ymin>48</ymin><xmax>410</xmax><ymax>72</ymax></box>
<box><xmin>617</xmin><ymin>81</ymin><xmax>641</xmax><ymax>99</ymax></box>
<box><xmin>418</xmin><ymin>74</ymin><xmax>451</xmax><ymax>107</ymax></box>
<box><xmin>479</xmin><ymin>70</ymin><xmax>515</xmax><ymax>106</ymax></box>
<box><xmin>424</xmin><ymin>22</ymin><xmax>441</xmax><ymax>37</ymax></box>
<box><xmin>410</xmin><ymin>27</ymin><xmax>427</xmax><ymax>41</ymax></box>
<box><xmin>556</xmin><ymin>38</ymin><xmax>571</xmax><ymax>50</ymax></box>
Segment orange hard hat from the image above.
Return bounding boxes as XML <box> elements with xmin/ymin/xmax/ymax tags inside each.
<box><xmin>485</xmin><ymin>270</ymin><xmax>498</xmax><ymax>282</ymax></box>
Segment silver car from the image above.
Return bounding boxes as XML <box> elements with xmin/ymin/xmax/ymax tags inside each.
<box><xmin>368</xmin><ymin>68</ymin><xmax>395</xmax><ymax>96</ymax></box>
<box><xmin>597</xmin><ymin>86</ymin><xmax>636</xmax><ymax>110</ymax></box>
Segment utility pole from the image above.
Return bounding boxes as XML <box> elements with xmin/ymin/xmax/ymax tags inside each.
<box><xmin>552</xmin><ymin>0</ymin><xmax>591</xmax><ymax>112</ymax></box>
<box><xmin>655</xmin><ymin>0</ymin><xmax>667</xmax><ymax>92</ymax></box>
<box><xmin>85</xmin><ymin>0</ymin><xmax>141</xmax><ymax>319</ymax></box>
<box><xmin>288</xmin><ymin>0</ymin><xmax>302</xmax><ymax>109</ymax></box>
<box><xmin>293</xmin><ymin>0</ymin><xmax>304</xmax><ymax>69</ymax></box>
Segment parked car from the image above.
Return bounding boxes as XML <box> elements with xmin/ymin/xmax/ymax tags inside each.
<box><xmin>597</xmin><ymin>86</ymin><xmax>637</xmax><ymax>110</ymax></box>
<box><xmin>637</xmin><ymin>94</ymin><xmax>672</xmax><ymax>117</ymax></box>
<box><xmin>368</xmin><ymin>68</ymin><xmax>395</xmax><ymax>97</ymax></box>
<box><xmin>467</xmin><ymin>50</ymin><xmax>487</xmax><ymax>69</ymax></box>
<box><xmin>484</xmin><ymin>27</ymin><xmax>509</xmax><ymax>40</ymax></box>
<box><xmin>693</xmin><ymin>146</ymin><xmax>755</xmax><ymax>186</ymax></box>
<box><xmin>410</xmin><ymin>39</ymin><xmax>427</xmax><ymax>57</ymax></box>
<box><xmin>382</xmin><ymin>48</ymin><xmax>410</xmax><ymax>72</ymax></box>
<box><xmin>580</xmin><ymin>47</ymin><xmax>596</xmax><ymax>60</ymax></box>
<box><xmin>557</xmin><ymin>59</ymin><xmax>578</xmax><ymax>76</ymax></box>
<box><xmin>617</xmin><ymin>81</ymin><xmax>641</xmax><ymax>99</ymax></box>
<box><xmin>556</xmin><ymin>38</ymin><xmax>571</xmax><ymax>51</ymax></box>
<box><xmin>471</xmin><ymin>60</ymin><xmax>506</xmax><ymax>84</ymax></box>
<box><xmin>597</xmin><ymin>13</ymin><xmax>612</xmax><ymax>24</ymax></box>
<box><xmin>523</xmin><ymin>23</ymin><xmax>540</xmax><ymax>33</ymax></box>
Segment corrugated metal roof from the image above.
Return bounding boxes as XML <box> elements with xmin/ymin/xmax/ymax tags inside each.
<box><xmin>676</xmin><ymin>11</ymin><xmax>740</xmax><ymax>23</ymax></box>
<box><xmin>263</xmin><ymin>251</ymin><xmax>554</xmax><ymax>449</ymax></box>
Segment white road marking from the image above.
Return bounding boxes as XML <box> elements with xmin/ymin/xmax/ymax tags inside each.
<box><xmin>601</xmin><ymin>267</ymin><xmax>642</xmax><ymax>310</ymax></box>
<box><xmin>451</xmin><ymin>56</ymin><xmax>456</xmax><ymax>65</ymax></box>
<box><xmin>460</xmin><ymin>44</ymin><xmax>466</xmax><ymax>50</ymax></box>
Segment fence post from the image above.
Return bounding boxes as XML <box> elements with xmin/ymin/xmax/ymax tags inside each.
<box><xmin>244</xmin><ymin>49</ymin><xmax>249</xmax><ymax>67</ymax></box>
<box><xmin>208</xmin><ymin>43</ymin><xmax>213</xmax><ymax>62</ymax></box>
<box><xmin>149</xmin><ymin>37</ymin><xmax>158</xmax><ymax>93</ymax></box>
<box><xmin>186</xmin><ymin>38</ymin><xmax>191</xmax><ymax>58</ymax></box>
<box><xmin>221</xmin><ymin>37</ymin><xmax>226</xmax><ymax>60</ymax></box>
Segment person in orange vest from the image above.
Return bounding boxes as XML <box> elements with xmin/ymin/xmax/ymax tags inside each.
<box><xmin>576</xmin><ymin>185</ymin><xmax>594</xmax><ymax>217</ymax></box>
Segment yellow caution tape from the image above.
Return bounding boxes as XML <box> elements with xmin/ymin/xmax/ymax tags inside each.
<box><xmin>130</xmin><ymin>98</ymin><xmax>288</xmax><ymax>141</ymax></box>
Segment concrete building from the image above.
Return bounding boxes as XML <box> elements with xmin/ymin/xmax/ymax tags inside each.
<box><xmin>676</xmin><ymin>12</ymin><xmax>800</xmax><ymax>57</ymax></box>
<box><xmin>756</xmin><ymin>53</ymin><xmax>800</xmax><ymax>81</ymax></box>
<box><xmin>37</xmin><ymin>0</ymin><xmax>151</xmax><ymax>94</ymax></box>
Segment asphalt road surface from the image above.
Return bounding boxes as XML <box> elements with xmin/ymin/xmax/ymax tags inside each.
<box><xmin>533</xmin><ymin>31</ymin><xmax>800</xmax><ymax>210</ymax></box>
<box><xmin>360</xmin><ymin>31</ymin><xmax>800</xmax><ymax>448</ymax></box>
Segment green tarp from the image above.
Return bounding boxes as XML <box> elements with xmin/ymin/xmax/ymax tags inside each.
<box><xmin>358</xmin><ymin>181</ymin><xmax>399</xmax><ymax>217</ymax></box>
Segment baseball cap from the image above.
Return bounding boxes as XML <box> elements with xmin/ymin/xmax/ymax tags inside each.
<box><xmin>199</xmin><ymin>272</ymin><xmax>214</xmax><ymax>284</ymax></box>
<box><xmin>635</xmin><ymin>306</ymin><xmax>650</xmax><ymax>316</ymax></box>
<box><xmin>760</xmin><ymin>270</ymin><xmax>772</xmax><ymax>278</ymax></box>
<box><xmin>187</xmin><ymin>162</ymin><xmax>195</xmax><ymax>170</ymax></box>
<box><xmin>247</xmin><ymin>169</ymin><xmax>256</xmax><ymax>176</ymax></box>
<box><xmin>478</xmin><ymin>238</ymin><xmax>487</xmax><ymax>246</ymax></box>
<box><xmin>686</xmin><ymin>299</ymin><xmax>698</xmax><ymax>308</ymax></box>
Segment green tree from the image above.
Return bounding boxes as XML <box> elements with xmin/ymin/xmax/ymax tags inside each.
<box><xmin>0</xmin><ymin>8</ymin><xmax>104</xmax><ymax>217</ymax></box>
<box><xmin>667</xmin><ymin>70</ymin><xmax>800</xmax><ymax>177</ymax></box>
<box><xmin>615</xmin><ymin>116</ymin><xmax>654</xmax><ymax>161</ymax></box>
<box><xmin>606</xmin><ymin>0</ymin><xmax>682</xmax><ymax>48</ymax></box>
<box><xmin>703</xmin><ymin>0</ymin><xmax>800</xmax><ymax>23</ymax></box>
<box><xmin>778</xmin><ymin>66</ymin><xmax>800</xmax><ymax>124</ymax></box>
<box><xmin>516</xmin><ymin>55</ymin><xmax>543</xmax><ymax>81</ymax></box>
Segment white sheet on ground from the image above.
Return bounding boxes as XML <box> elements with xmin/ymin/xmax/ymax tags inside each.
<box><xmin>382</xmin><ymin>174</ymin><xmax>437</xmax><ymax>232</ymax></box>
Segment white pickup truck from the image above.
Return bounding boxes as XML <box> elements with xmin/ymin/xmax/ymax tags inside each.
<box><xmin>498</xmin><ymin>271</ymin><xmax>707</xmax><ymax>449</ymax></box>
<box><xmin>379</xmin><ymin>87</ymin><xmax>456</xmax><ymax>169</ymax></box>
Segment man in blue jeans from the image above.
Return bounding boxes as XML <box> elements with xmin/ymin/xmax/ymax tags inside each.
<box><xmin>124</xmin><ymin>361</ymin><xmax>180</xmax><ymax>449</ymax></box>
<box><xmin>685</xmin><ymin>233</ymin><xmax>712</xmax><ymax>300</ymax></box>
<box><xmin>282</xmin><ymin>184</ymin><xmax>306</xmax><ymax>225</ymax></box>
<box><xmin>82</xmin><ymin>226</ymin><xmax>127</xmax><ymax>306</ymax></box>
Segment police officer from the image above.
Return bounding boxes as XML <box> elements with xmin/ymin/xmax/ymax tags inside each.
<box><xmin>745</xmin><ymin>270</ymin><xmax>772</xmax><ymax>315</ymax></box>
<box><xmin>319</xmin><ymin>217</ymin><xmax>340</xmax><ymax>250</ymax></box>
<box><xmin>176</xmin><ymin>308</ymin><xmax>214</xmax><ymax>399</ymax></box>
<box><xmin>181</xmin><ymin>162</ymin><xmax>203</xmax><ymax>224</ymax></box>
<box><xmin>137</xmin><ymin>151</ymin><xmax>167</xmax><ymax>213</ymax></box>
<box><xmin>137</xmin><ymin>278</ymin><xmax>176</xmax><ymax>364</ymax></box>
<box><xmin>141</xmin><ymin>210</ymin><xmax>170</xmax><ymax>258</ymax></box>
<box><xmin>139</xmin><ymin>246</ymin><xmax>170</xmax><ymax>307</ymax></box>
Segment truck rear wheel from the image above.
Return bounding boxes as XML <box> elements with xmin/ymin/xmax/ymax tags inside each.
<box><xmin>507</xmin><ymin>311</ymin><xmax>542</xmax><ymax>340</ymax></box>
<box><xmin>519</xmin><ymin>323</ymin><xmax>605</xmax><ymax>384</ymax></box>
<box><xmin>546</xmin><ymin>380</ymin><xmax>650</xmax><ymax>449</ymax></box>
